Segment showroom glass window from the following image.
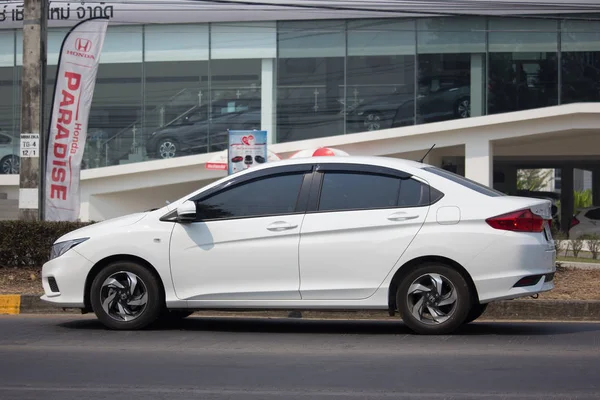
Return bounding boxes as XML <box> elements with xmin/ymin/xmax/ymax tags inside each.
<box><xmin>488</xmin><ymin>18</ymin><xmax>558</xmax><ymax>115</ymax></box>
<box><xmin>210</xmin><ymin>22</ymin><xmax>273</xmax><ymax>152</ymax></box>
<box><xmin>417</xmin><ymin>17</ymin><xmax>486</xmax><ymax>124</ymax></box>
<box><xmin>561</xmin><ymin>17</ymin><xmax>600</xmax><ymax>104</ymax></box>
<box><xmin>195</xmin><ymin>172</ymin><xmax>305</xmax><ymax>220</ymax></box>
<box><xmin>0</xmin><ymin>30</ymin><xmax>16</xmax><ymax>174</ymax></box>
<box><xmin>144</xmin><ymin>24</ymin><xmax>209</xmax><ymax>161</ymax></box>
<box><xmin>277</xmin><ymin>20</ymin><xmax>345</xmax><ymax>143</ymax></box>
<box><xmin>85</xmin><ymin>26</ymin><xmax>144</xmax><ymax>169</ymax></box>
<box><xmin>346</xmin><ymin>19</ymin><xmax>416</xmax><ymax>133</ymax></box>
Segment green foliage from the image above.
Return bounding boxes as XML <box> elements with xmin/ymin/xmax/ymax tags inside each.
<box><xmin>517</xmin><ymin>169</ymin><xmax>553</xmax><ymax>191</ymax></box>
<box><xmin>574</xmin><ymin>189</ymin><xmax>593</xmax><ymax>210</ymax></box>
<box><xmin>0</xmin><ymin>220</ymin><xmax>93</xmax><ymax>268</ymax></box>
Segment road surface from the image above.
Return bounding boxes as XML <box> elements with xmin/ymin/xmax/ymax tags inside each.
<box><xmin>1</xmin><ymin>314</ymin><xmax>600</xmax><ymax>399</ymax></box>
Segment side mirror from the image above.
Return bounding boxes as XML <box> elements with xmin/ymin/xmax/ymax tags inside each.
<box><xmin>176</xmin><ymin>200</ymin><xmax>197</xmax><ymax>222</ymax></box>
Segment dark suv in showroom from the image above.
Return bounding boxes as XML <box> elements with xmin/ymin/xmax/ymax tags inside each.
<box><xmin>348</xmin><ymin>75</ymin><xmax>471</xmax><ymax>131</ymax></box>
<box><xmin>146</xmin><ymin>98</ymin><xmax>261</xmax><ymax>159</ymax></box>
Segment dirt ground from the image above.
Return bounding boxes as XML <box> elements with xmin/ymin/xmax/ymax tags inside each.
<box><xmin>1</xmin><ymin>266</ymin><xmax>599</xmax><ymax>300</ymax></box>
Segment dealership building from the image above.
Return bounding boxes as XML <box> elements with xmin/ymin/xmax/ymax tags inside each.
<box><xmin>1</xmin><ymin>0</ymin><xmax>600</xmax><ymax>230</ymax></box>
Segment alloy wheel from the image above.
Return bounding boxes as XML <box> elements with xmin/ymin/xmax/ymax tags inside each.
<box><xmin>158</xmin><ymin>140</ymin><xmax>177</xmax><ymax>159</ymax></box>
<box><xmin>100</xmin><ymin>271</ymin><xmax>148</xmax><ymax>322</ymax></box>
<box><xmin>457</xmin><ymin>99</ymin><xmax>470</xmax><ymax>118</ymax></box>
<box><xmin>364</xmin><ymin>113</ymin><xmax>381</xmax><ymax>131</ymax></box>
<box><xmin>1</xmin><ymin>156</ymin><xmax>19</xmax><ymax>174</ymax></box>
<box><xmin>406</xmin><ymin>273</ymin><xmax>458</xmax><ymax>325</ymax></box>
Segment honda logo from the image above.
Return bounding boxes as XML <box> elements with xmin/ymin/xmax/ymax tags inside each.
<box><xmin>75</xmin><ymin>38</ymin><xmax>92</xmax><ymax>53</ymax></box>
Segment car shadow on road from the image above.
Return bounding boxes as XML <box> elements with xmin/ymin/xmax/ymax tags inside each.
<box><xmin>56</xmin><ymin>315</ymin><xmax>600</xmax><ymax>336</ymax></box>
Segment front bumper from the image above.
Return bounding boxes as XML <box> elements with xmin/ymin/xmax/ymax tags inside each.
<box><xmin>40</xmin><ymin>249</ymin><xmax>94</xmax><ymax>308</ymax></box>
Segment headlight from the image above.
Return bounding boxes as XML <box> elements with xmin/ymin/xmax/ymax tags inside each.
<box><xmin>49</xmin><ymin>238</ymin><xmax>89</xmax><ymax>260</ymax></box>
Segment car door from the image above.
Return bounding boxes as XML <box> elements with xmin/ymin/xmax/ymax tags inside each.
<box><xmin>169</xmin><ymin>164</ymin><xmax>314</xmax><ymax>302</ymax></box>
<box><xmin>298</xmin><ymin>163</ymin><xmax>434</xmax><ymax>300</ymax></box>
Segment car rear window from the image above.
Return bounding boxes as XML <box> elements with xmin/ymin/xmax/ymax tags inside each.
<box><xmin>422</xmin><ymin>166</ymin><xmax>506</xmax><ymax>197</ymax></box>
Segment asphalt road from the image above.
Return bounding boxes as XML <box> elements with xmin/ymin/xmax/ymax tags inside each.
<box><xmin>1</xmin><ymin>315</ymin><xmax>600</xmax><ymax>400</ymax></box>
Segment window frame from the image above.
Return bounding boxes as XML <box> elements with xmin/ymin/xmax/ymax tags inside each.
<box><xmin>305</xmin><ymin>163</ymin><xmax>443</xmax><ymax>214</ymax></box>
<box><xmin>163</xmin><ymin>164</ymin><xmax>316</xmax><ymax>223</ymax></box>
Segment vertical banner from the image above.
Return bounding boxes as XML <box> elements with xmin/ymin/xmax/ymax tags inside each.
<box><xmin>227</xmin><ymin>130</ymin><xmax>268</xmax><ymax>175</ymax></box>
<box><xmin>44</xmin><ymin>18</ymin><xmax>108</xmax><ymax>221</ymax></box>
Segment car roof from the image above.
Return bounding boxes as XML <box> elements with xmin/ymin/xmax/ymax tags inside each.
<box><xmin>263</xmin><ymin>155</ymin><xmax>429</xmax><ymax>171</ymax></box>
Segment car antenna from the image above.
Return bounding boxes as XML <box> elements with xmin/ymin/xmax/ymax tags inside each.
<box><xmin>418</xmin><ymin>144</ymin><xmax>436</xmax><ymax>163</ymax></box>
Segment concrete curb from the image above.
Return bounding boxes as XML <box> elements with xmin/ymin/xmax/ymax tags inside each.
<box><xmin>2</xmin><ymin>295</ymin><xmax>600</xmax><ymax>321</ymax></box>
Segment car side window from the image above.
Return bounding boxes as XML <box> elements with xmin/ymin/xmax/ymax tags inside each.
<box><xmin>317</xmin><ymin>172</ymin><xmax>443</xmax><ymax>212</ymax></box>
<box><xmin>195</xmin><ymin>172</ymin><xmax>305</xmax><ymax>220</ymax></box>
<box><xmin>398</xmin><ymin>178</ymin><xmax>443</xmax><ymax>207</ymax></box>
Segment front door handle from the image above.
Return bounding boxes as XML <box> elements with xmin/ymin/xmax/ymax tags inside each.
<box><xmin>387</xmin><ymin>212</ymin><xmax>419</xmax><ymax>222</ymax></box>
<box><xmin>267</xmin><ymin>221</ymin><xmax>298</xmax><ymax>232</ymax></box>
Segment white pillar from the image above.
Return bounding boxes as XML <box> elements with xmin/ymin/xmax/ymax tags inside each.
<box><xmin>261</xmin><ymin>58</ymin><xmax>277</xmax><ymax>145</ymax></box>
<box><xmin>470</xmin><ymin>54</ymin><xmax>485</xmax><ymax>117</ymax></box>
<box><xmin>465</xmin><ymin>139</ymin><xmax>493</xmax><ymax>187</ymax></box>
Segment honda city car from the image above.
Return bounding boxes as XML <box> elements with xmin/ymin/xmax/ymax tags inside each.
<box><xmin>40</xmin><ymin>156</ymin><xmax>556</xmax><ymax>335</ymax></box>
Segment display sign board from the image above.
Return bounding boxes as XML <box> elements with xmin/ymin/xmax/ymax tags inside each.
<box><xmin>227</xmin><ymin>130</ymin><xmax>268</xmax><ymax>175</ymax></box>
<box><xmin>44</xmin><ymin>17</ymin><xmax>108</xmax><ymax>221</ymax></box>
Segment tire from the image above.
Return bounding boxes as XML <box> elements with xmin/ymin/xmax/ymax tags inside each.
<box><xmin>90</xmin><ymin>261</ymin><xmax>163</xmax><ymax>330</ymax></box>
<box><xmin>464</xmin><ymin>303</ymin><xmax>488</xmax><ymax>324</ymax></box>
<box><xmin>397</xmin><ymin>263</ymin><xmax>472</xmax><ymax>335</ymax></box>
<box><xmin>156</xmin><ymin>138</ymin><xmax>179</xmax><ymax>159</ymax></box>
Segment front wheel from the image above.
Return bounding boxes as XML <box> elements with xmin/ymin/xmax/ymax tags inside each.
<box><xmin>397</xmin><ymin>263</ymin><xmax>472</xmax><ymax>335</ymax></box>
<box><xmin>90</xmin><ymin>261</ymin><xmax>163</xmax><ymax>330</ymax></box>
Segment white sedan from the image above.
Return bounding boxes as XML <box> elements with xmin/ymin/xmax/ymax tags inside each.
<box><xmin>41</xmin><ymin>156</ymin><xmax>556</xmax><ymax>335</ymax></box>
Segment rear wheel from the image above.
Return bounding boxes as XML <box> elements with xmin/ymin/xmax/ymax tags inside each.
<box><xmin>90</xmin><ymin>261</ymin><xmax>163</xmax><ymax>330</ymax></box>
<box><xmin>397</xmin><ymin>263</ymin><xmax>472</xmax><ymax>335</ymax></box>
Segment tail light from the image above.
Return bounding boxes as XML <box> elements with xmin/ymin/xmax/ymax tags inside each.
<box><xmin>486</xmin><ymin>209</ymin><xmax>546</xmax><ymax>232</ymax></box>
<box><xmin>571</xmin><ymin>216</ymin><xmax>580</xmax><ymax>228</ymax></box>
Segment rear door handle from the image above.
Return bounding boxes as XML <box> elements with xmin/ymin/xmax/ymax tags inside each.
<box><xmin>267</xmin><ymin>221</ymin><xmax>298</xmax><ymax>232</ymax></box>
<box><xmin>387</xmin><ymin>212</ymin><xmax>419</xmax><ymax>222</ymax></box>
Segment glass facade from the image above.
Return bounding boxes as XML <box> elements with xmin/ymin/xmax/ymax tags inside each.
<box><xmin>0</xmin><ymin>15</ymin><xmax>599</xmax><ymax>174</ymax></box>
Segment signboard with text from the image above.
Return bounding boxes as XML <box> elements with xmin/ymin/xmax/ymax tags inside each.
<box><xmin>44</xmin><ymin>18</ymin><xmax>108</xmax><ymax>221</ymax></box>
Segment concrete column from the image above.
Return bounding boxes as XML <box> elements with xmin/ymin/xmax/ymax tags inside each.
<box><xmin>470</xmin><ymin>54</ymin><xmax>485</xmax><ymax>118</ymax></box>
<box><xmin>261</xmin><ymin>58</ymin><xmax>277</xmax><ymax>144</ymax></box>
<box><xmin>592</xmin><ymin>168</ymin><xmax>600</xmax><ymax>206</ymax></box>
<box><xmin>560</xmin><ymin>165</ymin><xmax>574</xmax><ymax>234</ymax></box>
<box><xmin>503</xmin><ymin>166</ymin><xmax>518</xmax><ymax>195</ymax></box>
<box><xmin>465</xmin><ymin>139</ymin><xmax>493</xmax><ymax>187</ymax></box>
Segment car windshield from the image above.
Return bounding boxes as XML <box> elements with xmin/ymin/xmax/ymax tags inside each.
<box><xmin>423</xmin><ymin>166</ymin><xmax>506</xmax><ymax>197</ymax></box>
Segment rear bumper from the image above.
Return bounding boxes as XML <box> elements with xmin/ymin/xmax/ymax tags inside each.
<box><xmin>470</xmin><ymin>233</ymin><xmax>556</xmax><ymax>303</ymax></box>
